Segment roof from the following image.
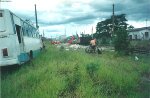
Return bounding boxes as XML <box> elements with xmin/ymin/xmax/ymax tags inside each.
<box><xmin>128</xmin><ymin>26</ymin><xmax>150</xmax><ymax>32</ymax></box>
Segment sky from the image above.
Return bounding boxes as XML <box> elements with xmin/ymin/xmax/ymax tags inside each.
<box><xmin>1</xmin><ymin>0</ymin><xmax>150</xmax><ymax>38</ymax></box>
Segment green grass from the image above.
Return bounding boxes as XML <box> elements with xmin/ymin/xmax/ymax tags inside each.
<box><xmin>1</xmin><ymin>44</ymin><xmax>150</xmax><ymax>98</ymax></box>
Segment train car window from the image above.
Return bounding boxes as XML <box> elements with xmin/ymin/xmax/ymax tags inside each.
<box><xmin>0</xmin><ymin>13</ymin><xmax>3</xmax><ymax>17</ymax></box>
<box><xmin>15</xmin><ymin>24</ymin><xmax>21</xmax><ymax>43</ymax></box>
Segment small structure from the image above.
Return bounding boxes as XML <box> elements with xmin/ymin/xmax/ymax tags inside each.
<box><xmin>128</xmin><ymin>26</ymin><xmax>150</xmax><ymax>40</ymax></box>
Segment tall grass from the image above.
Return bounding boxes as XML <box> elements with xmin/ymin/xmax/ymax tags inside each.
<box><xmin>1</xmin><ymin>43</ymin><xmax>150</xmax><ymax>98</ymax></box>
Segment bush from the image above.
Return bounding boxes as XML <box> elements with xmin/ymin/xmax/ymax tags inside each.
<box><xmin>86</xmin><ymin>63</ymin><xmax>99</xmax><ymax>81</ymax></box>
<box><xmin>114</xmin><ymin>28</ymin><xmax>129</xmax><ymax>55</ymax></box>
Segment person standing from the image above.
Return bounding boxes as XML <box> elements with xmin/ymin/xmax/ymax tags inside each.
<box><xmin>90</xmin><ymin>38</ymin><xmax>96</xmax><ymax>51</ymax></box>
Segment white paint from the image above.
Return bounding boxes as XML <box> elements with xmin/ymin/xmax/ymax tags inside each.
<box><xmin>0</xmin><ymin>9</ymin><xmax>43</xmax><ymax>66</ymax></box>
<box><xmin>128</xmin><ymin>27</ymin><xmax>150</xmax><ymax>40</ymax></box>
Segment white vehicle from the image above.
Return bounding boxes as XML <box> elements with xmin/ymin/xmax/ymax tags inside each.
<box><xmin>0</xmin><ymin>9</ymin><xmax>43</xmax><ymax>66</ymax></box>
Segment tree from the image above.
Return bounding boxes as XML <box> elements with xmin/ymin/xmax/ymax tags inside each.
<box><xmin>96</xmin><ymin>14</ymin><xmax>129</xmax><ymax>54</ymax></box>
<box><xmin>112</xmin><ymin>14</ymin><xmax>129</xmax><ymax>54</ymax></box>
<box><xmin>112</xmin><ymin>14</ymin><xmax>128</xmax><ymax>32</ymax></box>
<box><xmin>127</xmin><ymin>25</ymin><xmax>134</xmax><ymax>30</ymax></box>
<box><xmin>114</xmin><ymin>28</ymin><xmax>129</xmax><ymax>54</ymax></box>
<box><xmin>96</xmin><ymin>18</ymin><xmax>112</xmax><ymax>44</ymax></box>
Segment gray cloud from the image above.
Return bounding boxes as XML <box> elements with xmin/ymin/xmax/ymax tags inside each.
<box><xmin>49</xmin><ymin>0</ymin><xmax>149</xmax><ymax>26</ymax></box>
<box><xmin>131</xmin><ymin>0</ymin><xmax>149</xmax><ymax>4</ymax></box>
<box><xmin>90</xmin><ymin>0</ymin><xmax>150</xmax><ymax>21</ymax></box>
<box><xmin>17</xmin><ymin>0</ymin><xmax>149</xmax><ymax>27</ymax></box>
<box><xmin>115</xmin><ymin>0</ymin><xmax>150</xmax><ymax>21</ymax></box>
<box><xmin>8</xmin><ymin>0</ymin><xmax>150</xmax><ymax>37</ymax></box>
<box><xmin>37</xmin><ymin>13</ymin><xmax>97</xmax><ymax>26</ymax></box>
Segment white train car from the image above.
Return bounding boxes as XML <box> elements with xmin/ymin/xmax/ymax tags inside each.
<box><xmin>0</xmin><ymin>9</ymin><xmax>43</xmax><ymax>66</ymax></box>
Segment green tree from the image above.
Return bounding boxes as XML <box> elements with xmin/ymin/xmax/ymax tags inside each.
<box><xmin>112</xmin><ymin>14</ymin><xmax>129</xmax><ymax>54</ymax></box>
<box><xmin>113</xmin><ymin>14</ymin><xmax>128</xmax><ymax>31</ymax></box>
<box><xmin>114</xmin><ymin>28</ymin><xmax>129</xmax><ymax>54</ymax></box>
<box><xmin>95</xmin><ymin>18</ymin><xmax>112</xmax><ymax>44</ymax></box>
<box><xmin>127</xmin><ymin>25</ymin><xmax>134</xmax><ymax>30</ymax></box>
<box><xmin>96</xmin><ymin>14</ymin><xmax>129</xmax><ymax>54</ymax></box>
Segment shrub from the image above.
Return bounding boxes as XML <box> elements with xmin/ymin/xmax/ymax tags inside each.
<box><xmin>114</xmin><ymin>28</ymin><xmax>129</xmax><ymax>55</ymax></box>
<box><xmin>86</xmin><ymin>63</ymin><xmax>99</xmax><ymax>81</ymax></box>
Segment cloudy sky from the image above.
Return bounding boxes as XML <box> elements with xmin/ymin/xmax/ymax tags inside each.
<box><xmin>1</xmin><ymin>0</ymin><xmax>150</xmax><ymax>38</ymax></box>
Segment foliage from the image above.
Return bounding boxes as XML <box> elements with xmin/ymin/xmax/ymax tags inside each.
<box><xmin>86</xmin><ymin>63</ymin><xmax>99</xmax><ymax>80</ymax></box>
<box><xmin>95</xmin><ymin>18</ymin><xmax>112</xmax><ymax>44</ymax></box>
<box><xmin>130</xmin><ymin>40</ymin><xmax>150</xmax><ymax>49</ymax></box>
<box><xmin>127</xmin><ymin>25</ymin><xmax>134</xmax><ymax>30</ymax></box>
<box><xmin>114</xmin><ymin>28</ymin><xmax>129</xmax><ymax>54</ymax></box>
<box><xmin>111</xmin><ymin>14</ymin><xmax>129</xmax><ymax>54</ymax></box>
<box><xmin>58</xmin><ymin>64</ymin><xmax>81</xmax><ymax>97</ymax></box>
<box><xmin>95</xmin><ymin>14</ymin><xmax>128</xmax><ymax>45</ymax></box>
<box><xmin>112</xmin><ymin>14</ymin><xmax>128</xmax><ymax>31</ymax></box>
<box><xmin>1</xmin><ymin>44</ymin><xmax>150</xmax><ymax>98</ymax></box>
<box><xmin>80</xmin><ymin>33</ymin><xmax>91</xmax><ymax>37</ymax></box>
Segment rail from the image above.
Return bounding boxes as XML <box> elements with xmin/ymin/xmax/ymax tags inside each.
<box><xmin>130</xmin><ymin>47</ymin><xmax>150</xmax><ymax>55</ymax></box>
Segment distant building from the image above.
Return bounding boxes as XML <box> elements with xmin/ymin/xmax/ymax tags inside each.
<box><xmin>128</xmin><ymin>27</ymin><xmax>150</xmax><ymax>40</ymax></box>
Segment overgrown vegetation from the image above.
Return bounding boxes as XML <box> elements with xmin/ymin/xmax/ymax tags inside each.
<box><xmin>114</xmin><ymin>28</ymin><xmax>129</xmax><ymax>55</ymax></box>
<box><xmin>94</xmin><ymin>14</ymin><xmax>131</xmax><ymax>55</ymax></box>
<box><xmin>130</xmin><ymin>40</ymin><xmax>150</xmax><ymax>49</ymax></box>
<box><xmin>1</xmin><ymin>43</ymin><xmax>150</xmax><ymax>98</ymax></box>
<box><xmin>58</xmin><ymin>64</ymin><xmax>81</xmax><ymax>97</ymax></box>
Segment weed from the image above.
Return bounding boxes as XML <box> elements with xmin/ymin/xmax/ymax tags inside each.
<box><xmin>1</xmin><ymin>43</ymin><xmax>150</xmax><ymax>98</ymax></box>
<box><xmin>58</xmin><ymin>64</ymin><xmax>81</xmax><ymax>98</ymax></box>
<box><xmin>93</xmin><ymin>80</ymin><xmax>117</xmax><ymax>96</ymax></box>
<box><xmin>86</xmin><ymin>63</ymin><xmax>99</xmax><ymax>81</ymax></box>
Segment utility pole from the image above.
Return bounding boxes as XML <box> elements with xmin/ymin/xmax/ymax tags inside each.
<box><xmin>146</xmin><ymin>19</ymin><xmax>147</xmax><ymax>28</ymax></box>
<box><xmin>35</xmin><ymin>4</ymin><xmax>39</xmax><ymax>29</ymax></box>
<box><xmin>112</xmin><ymin>3</ymin><xmax>115</xmax><ymax>36</ymax></box>
<box><xmin>92</xmin><ymin>26</ymin><xmax>93</xmax><ymax>39</ymax></box>
<box><xmin>65</xmin><ymin>28</ymin><xmax>66</xmax><ymax>37</ymax></box>
<box><xmin>43</xmin><ymin>30</ymin><xmax>45</xmax><ymax>37</ymax></box>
